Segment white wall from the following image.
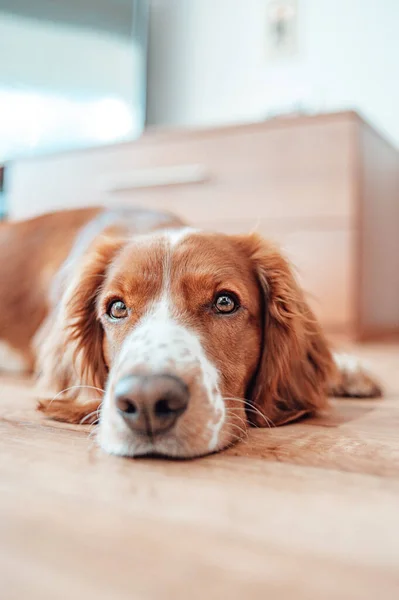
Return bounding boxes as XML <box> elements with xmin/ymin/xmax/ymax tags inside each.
<box><xmin>147</xmin><ymin>0</ymin><xmax>399</xmax><ymax>148</ymax></box>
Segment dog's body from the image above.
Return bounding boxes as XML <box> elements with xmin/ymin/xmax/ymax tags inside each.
<box><xmin>0</xmin><ymin>207</ymin><xmax>381</xmax><ymax>458</ymax></box>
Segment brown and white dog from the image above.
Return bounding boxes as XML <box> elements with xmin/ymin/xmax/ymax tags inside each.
<box><xmin>0</xmin><ymin>207</ymin><xmax>381</xmax><ymax>458</ymax></box>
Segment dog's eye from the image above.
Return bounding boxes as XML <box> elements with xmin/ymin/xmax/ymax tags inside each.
<box><xmin>213</xmin><ymin>292</ymin><xmax>239</xmax><ymax>314</ymax></box>
<box><xmin>107</xmin><ymin>300</ymin><xmax>128</xmax><ymax>320</ymax></box>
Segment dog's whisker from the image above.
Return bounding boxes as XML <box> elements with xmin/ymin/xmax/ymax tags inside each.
<box><xmin>226</xmin><ymin>412</ymin><xmax>249</xmax><ymax>431</ymax></box>
<box><xmin>224</xmin><ymin>397</ymin><xmax>275</xmax><ymax>428</ymax></box>
<box><xmin>226</xmin><ymin>397</ymin><xmax>274</xmax><ymax>428</ymax></box>
<box><xmin>79</xmin><ymin>409</ymin><xmax>102</xmax><ymax>425</ymax></box>
<box><xmin>229</xmin><ymin>423</ymin><xmax>249</xmax><ymax>439</ymax></box>
<box><xmin>87</xmin><ymin>427</ymin><xmax>99</xmax><ymax>442</ymax></box>
<box><xmin>47</xmin><ymin>385</ymin><xmax>105</xmax><ymax>407</ymax></box>
<box><xmin>248</xmin><ymin>217</ymin><xmax>261</xmax><ymax>234</ymax></box>
<box><xmin>224</xmin><ymin>433</ymin><xmax>246</xmax><ymax>450</ymax></box>
<box><xmin>226</xmin><ymin>410</ymin><xmax>248</xmax><ymax>427</ymax></box>
<box><xmin>245</xmin><ymin>408</ymin><xmax>274</xmax><ymax>428</ymax></box>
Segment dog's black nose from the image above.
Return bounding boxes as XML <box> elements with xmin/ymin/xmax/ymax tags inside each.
<box><xmin>114</xmin><ymin>374</ymin><xmax>189</xmax><ymax>436</ymax></box>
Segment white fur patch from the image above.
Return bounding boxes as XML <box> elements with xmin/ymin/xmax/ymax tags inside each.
<box><xmin>332</xmin><ymin>351</ymin><xmax>381</xmax><ymax>398</ymax></box>
<box><xmin>131</xmin><ymin>227</ymin><xmax>197</xmax><ymax>250</ymax></box>
<box><xmin>0</xmin><ymin>340</ymin><xmax>28</xmax><ymax>373</ymax></box>
<box><xmin>163</xmin><ymin>227</ymin><xmax>198</xmax><ymax>247</ymax></box>
<box><xmin>333</xmin><ymin>352</ymin><xmax>371</xmax><ymax>374</ymax></box>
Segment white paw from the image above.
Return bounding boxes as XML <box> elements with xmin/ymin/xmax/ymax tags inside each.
<box><xmin>331</xmin><ymin>352</ymin><xmax>382</xmax><ymax>398</ymax></box>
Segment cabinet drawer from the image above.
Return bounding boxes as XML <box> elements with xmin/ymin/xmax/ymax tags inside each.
<box><xmin>8</xmin><ymin>117</ymin><xmax>355</xmax><ymax>222</ymax></box>
<box><xmin>273</xmin><ymin>228</ymin><xmax>353</xmax><ymax>330</ymax></box>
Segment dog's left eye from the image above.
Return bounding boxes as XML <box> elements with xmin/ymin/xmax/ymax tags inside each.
<box><xmin>213</xmin><ymin>292</ymin><xmax>239</xmax><ymax>314</ymax></box>
<box><xmin>107</xmin><ymin>300</ymin><xmax>128</xmax><ymax>320</ymax></box>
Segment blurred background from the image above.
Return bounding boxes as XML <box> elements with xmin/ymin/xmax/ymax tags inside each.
<box><xmin>1</xmin><ymin>0</ymin><xmax>399</xmax><ymax>155</ymax></box>
<box><xmin>0</xmin><ymin>0</ymin><xmax>398</xmax><ymax>338</ymax></box>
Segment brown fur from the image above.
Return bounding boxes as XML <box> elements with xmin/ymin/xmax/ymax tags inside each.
<box><xmin>0</xmin><ymin>208</ymin><xmax>101</xmax><ymax>368</ymax></box>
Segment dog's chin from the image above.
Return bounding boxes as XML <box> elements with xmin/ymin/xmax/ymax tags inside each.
<box><xmin>98</xmin><ymin>438</ymin><xmax>212</xmax><ymax>460</ymax></box>
<box><xmin>96</xmin><ymin>425</ymin><xmax>236</xmax><ymax>460</ymax></box>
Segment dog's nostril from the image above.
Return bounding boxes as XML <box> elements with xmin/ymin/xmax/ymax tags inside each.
<box><xmin>154</xmin><ymin>385</ymin><xmax>189</xmax><ymax>418</ymax></box>
<box><xmin>124</xmin><ymin>401</ymin><xmax>137</xmax><ymax>415</ymax></box>
<box><xmin>116</xmin><ymin>397</ymin><xmax>138</xmax><ymax>415</ymax></box>
<box><xmin>154</xmin><ymin>398</ymin><xmax>175</xmax><ymax>417</ymax></box>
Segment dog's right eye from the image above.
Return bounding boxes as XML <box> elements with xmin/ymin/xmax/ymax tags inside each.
<box><xmin>212</xmin><ymin>292</ymin><xmax>240</xmax><ymax>315</ymax></box>
<box><xmin>107</xmin><ymin>300</ymin><xmax>128</xmax><ymax>320</ymax></box>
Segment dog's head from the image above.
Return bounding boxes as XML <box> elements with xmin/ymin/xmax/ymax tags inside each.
<box><xmin>39</xmin><ymin>229</ymin><xmax>334</xmax><ymax>458</ymax></box>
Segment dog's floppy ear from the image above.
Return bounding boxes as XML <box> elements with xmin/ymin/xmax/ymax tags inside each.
<box><xmin>36</xmin><ymin>236</ymin><xmax>124</xmax><ymax>423</ymax></box>
<box><xmin>239</xmin><ymin>234</ymin><xmax>335</xmax><ymax>427</ymax></box>
<box><xmin>65</xmin><ymin>236</ymin><xmax>125</xmax><ymax>389</ymax></box>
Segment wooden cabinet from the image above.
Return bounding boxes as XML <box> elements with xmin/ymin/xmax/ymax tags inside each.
<box><xmin>6</xmin><ymin>111</ymin><xmax>399</xmax><ymax>338</ymax></box>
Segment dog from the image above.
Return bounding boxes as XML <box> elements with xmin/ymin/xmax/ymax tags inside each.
<box><xmin>0</xmin><ymin>207</ymin><xmax>381</xmax><ymax>458</ymax></box>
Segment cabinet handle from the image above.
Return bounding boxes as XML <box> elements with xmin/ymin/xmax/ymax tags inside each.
<box><xmin>102</xmin><ymin>164</ymin><xmax>209</xmax><ymax>192</ymax></box>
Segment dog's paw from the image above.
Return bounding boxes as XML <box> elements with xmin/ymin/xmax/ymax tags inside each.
<box><xmin>329</xmin><ymin>352</ymin><xmax>383</xmax><ymax>398</ymax></box>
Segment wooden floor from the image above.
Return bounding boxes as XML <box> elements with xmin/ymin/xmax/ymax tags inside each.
<box><xmin>1</xmin><ymin>343</ymin><xmax>399</xmax><ymax>600</ymax></box>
